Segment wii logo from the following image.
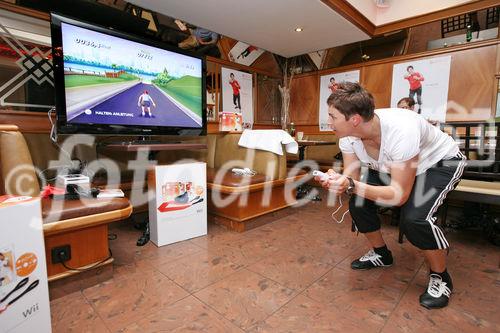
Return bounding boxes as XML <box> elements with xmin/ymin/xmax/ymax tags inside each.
<box><xmin>22</xmin><ymin>303</ymin><xmax>39</xmax><ymax>318</ymax></box>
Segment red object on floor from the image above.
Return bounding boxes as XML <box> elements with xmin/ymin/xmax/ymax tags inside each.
<box><xmin>40</xmin><ymin>185</ymin><xmax>66</xmax><ymax>198</ymax></box>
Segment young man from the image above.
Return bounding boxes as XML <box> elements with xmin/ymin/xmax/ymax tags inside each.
<box><xmin>397</xmin><ymin>97</ymin><xmax>416</xmax><ymax>111</ymax></box>
<box><xmin>404</xmin><ymin>66</ymin><xmax>424</xmax><ymax>113</ymax></box>
<box><xmin>316</xmin><ymin>82</ymin><xmax>465</xmax><ymax>309</ymax></box>
<box><xmin>229</xmin><ymin>73</ymin><xmax>241</xmax><ymax>110</ymax></box>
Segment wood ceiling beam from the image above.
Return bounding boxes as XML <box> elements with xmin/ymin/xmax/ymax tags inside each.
<box><xmin>374</xmin><ymin>0</ymin><xmax>500</xmax><ymax>35</ymax></box>
<box><xmin>321</xmin><ymin>0</ymin><xmax>500</xmax><ymax>37</ymax></box>
<box><xmin>0</xmin><ymin>2</ymin><xmax>50</xmax><ymax>20</ymax></box>
<box><xmin>320</xmin><ymin>0</ymin><xmax>375</xmax><ymax>36</ymax></box>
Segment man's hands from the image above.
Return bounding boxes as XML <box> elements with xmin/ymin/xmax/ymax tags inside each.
<box><xmin>314</xmin><ymin>169</ymin><xmax>350</xmax><ymax>195</ymax></box>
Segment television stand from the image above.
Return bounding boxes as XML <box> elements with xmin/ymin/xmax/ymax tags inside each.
<box><xmin>125</xmin><ymin>139</ymin><xmax>162</xmax><ymax>145</ymax></box>
<box><xmin>99</xmin><ymin>141</ymin><xmax>207</xmax><ymax>152</ymax></box>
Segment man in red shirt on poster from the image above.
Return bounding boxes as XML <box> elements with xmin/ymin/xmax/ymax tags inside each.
<box><xmin>229</xmin><ymin>73</ymin><xmax>241</xmax><ymax>110</ymax></box>
<box><xmin>404</xmin><ymin>65</ymin><xmax>424</xmax><ymax>114</ymax></box>
<box><xmin>237</xmin><ymin>45</ymin><xmax>258</xmax><ymax>60</ymax></box>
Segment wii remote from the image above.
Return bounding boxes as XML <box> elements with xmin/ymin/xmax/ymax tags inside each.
<box><xmin>312</xmin><ymin>170</ymin><xmax>329</xmax><ymax>181</ymax></box>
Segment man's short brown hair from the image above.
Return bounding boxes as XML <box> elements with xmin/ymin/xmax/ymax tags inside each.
<box><xmin>397</xmin><ymin>97</ymin><xmax>415</xmax><ymax>109</ymax></box>
<box><xmin>326</xmin><ymin>82</ymin><xmax>375</xmax><ymax>121</ymax></box>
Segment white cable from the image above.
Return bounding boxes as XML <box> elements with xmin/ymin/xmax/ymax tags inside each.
<box><xmin>312</xmin><ymin>171</ymin><xmax>350</xmax><ymax>224</ymax></box>
<box><xmin>47</xmin><ymin>108</ymin><xmax>79</xmax><ymax>173</ymax></box>
<box><xmin>331</xmin><ymin>195</ymin><xmax>350</xmax><ymax>224</ymax></box>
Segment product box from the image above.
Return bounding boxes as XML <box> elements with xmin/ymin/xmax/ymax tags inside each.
<box><xmin>219</xmin><ymin>111</ymin><xmax>243</xmax><ymax>132</ymax></box>
<box><xmin>148</xmin><ymin>162</ymin><xmax>207</xmax><ymax>247</ymax></box>
<box><xmin>0</xmin><ymin>196</ymin><xmax>51</xmax><ymax>333</ymax></box>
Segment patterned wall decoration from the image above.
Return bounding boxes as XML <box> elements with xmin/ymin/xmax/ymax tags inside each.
<box><xmin>0</xmin><ymin>21</ymin><xmax>54</xmax><ymax>110</ymax></box>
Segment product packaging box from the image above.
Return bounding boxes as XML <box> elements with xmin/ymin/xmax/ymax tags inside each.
<box><xmin>148</xmin><ymin>162</ymin><xmax>207</xmax><ymax>247</ymax></box>
<box><xmin>0</xmin><ymin>195</ymin><xmax>51</xmax><ymax>333</ymax></box>
<box><xmin>219</xmin><ymin>112</ymin><xmax>243</xmax><ymax>132</ymax></box>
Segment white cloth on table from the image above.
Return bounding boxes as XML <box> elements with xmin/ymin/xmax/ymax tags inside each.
<box><xmin>238</xmin><ymin>129</ymin><xmax>298</xmax><ymax>155</ymax></box>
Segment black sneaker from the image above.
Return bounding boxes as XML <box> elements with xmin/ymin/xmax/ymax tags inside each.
<box><xmin>419</xmin><ymin>274</ymin><xmax>453</xmax><ymax>309</ymax></box>
<box><xmin>136</xmin><ymin>223</ymin><xmax>150</xmax><ymax>246</ymax></box>
<box><xmin>351</xmin><ymin>249</ymin><xmax>393</xmax><ymax>270</ymax></box>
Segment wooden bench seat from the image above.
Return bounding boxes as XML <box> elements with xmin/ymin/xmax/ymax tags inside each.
<box><xmin>448</xmin><ymin>179</ymin><xmax>500</xmax><ymax>203</ymax></box>
<box><xmin>1</xmin><ymin>125</ymin><xmax>134</xmax><ymax>299</ymax></box>
<box><xmin>42</xmin><ymin>197</ymin><xmax>132</xmax><ymax>282</ymax></box>
<box><xmin>206</xmin><ymin>167</ymin><xmax>306</xmax><ymax>232</ymax></box>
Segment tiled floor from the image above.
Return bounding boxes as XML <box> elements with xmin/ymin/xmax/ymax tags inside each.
<box><xmin>50</xmin><ymin>191</ymin><xmax>500</xmax><ymax>332</ymax></box>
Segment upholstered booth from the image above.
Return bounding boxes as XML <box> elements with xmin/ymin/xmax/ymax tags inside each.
<box><xmin>287</xmin><ymin>133</ymin><xmax>341</xmax><ymax>172</ymax></box>
<box><xmin>206</xmin><ymin>133</ymin><xmax>306</xmax><ymax>231</ymax></box>
<box><xmin>0</xmin><ymin>125</ymin><xmax>132</xmax><ymax>296</ymax></box>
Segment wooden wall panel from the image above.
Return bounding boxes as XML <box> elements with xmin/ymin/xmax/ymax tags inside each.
<box><xmin>293</xmin><ymin>40</ymin><xmax>500</xmax><ymax>131</ymax></box>
<box><xmin>289</xmin><ymin>74</ymin><xmax>319</xmax><ymax>125</ymax></box>
<box><xmin>207</xmin><ymin>121</ymin><xmax>220</xmax><ymax>134</ymax></box>
<box><xmin>447</xmin><ymin>45</ymin><xmax>497</xmax><ymax>122</ymax></box>
<box><xmin>256</xmin><ymin>75</ymin><xmax>281</xmax><ymax>124</ymax></box>
<box><xmin>0</xmin><ymin>111</ymin><xmax>52</xmax><ymax>133</ymax></box>
<box><xmin>252</xmin><ymin>52</ymin><xmax>281</xmax><ymax>77</ymax></box>
<box><xmin>252</xmin><ymin>123</ymin><xmax>280</xmax><ymax>129</ymax></box>
<box><xmin>497</xmin><ymin>44</ymin><xmax>500</xmax><ymax>74</ymax></box>
<box><xmin>406</xmin><ymin>22</ymin><xmax>442</xmax><ymax>54</ymax></box>
<box><xmin>295</xmin><ymin>124</ymin><xmax>334</xmax><ymax>134</ymax></box>
<box><xmin>217</xmin><ymin>36</ymin><xmax>237</xmax><ymax>61</ymax></box>
<box><xmin>44</xmin><ymin>225</ymin><xmax>109</xmax><ymax>277</ymax></box>
<box><xmin>360</xmin><ymin>63</ymin><xmax>393</xmax><ymax>108</ymax></box>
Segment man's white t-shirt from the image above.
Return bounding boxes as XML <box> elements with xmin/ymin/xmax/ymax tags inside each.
<box><xmin>339</xmin><ymin>108</ymin><xmax>459</xmax><ymax>175</ymax></box>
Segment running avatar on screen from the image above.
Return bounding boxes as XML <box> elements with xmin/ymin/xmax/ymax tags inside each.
<box><xmin>137</xmin><ymin>90</ymin><xmax>157</xmax><ymax>117</ymax></box>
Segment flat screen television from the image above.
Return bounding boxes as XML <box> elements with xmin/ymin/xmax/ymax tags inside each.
<box><xmin>50</xmin><ymin>14</ymin><xmax>206</xmax><ymax>136</ymax></box>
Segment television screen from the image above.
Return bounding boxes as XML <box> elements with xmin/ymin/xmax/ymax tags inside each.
<box><xmin>51</xmin><ymin>14</ymin><xmax>206</xmax><ymax>135</ymax></box>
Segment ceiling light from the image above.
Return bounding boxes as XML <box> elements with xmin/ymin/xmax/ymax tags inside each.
<box><xmin>295</xmin><ymin>27</ymin><xmax>303</xmax><ymax>32</ymax></box>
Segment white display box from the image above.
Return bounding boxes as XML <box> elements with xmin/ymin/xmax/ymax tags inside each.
<box><xmin>148</xmin><ymin>162</ymin><xmax>207</xmax><ymax>247</ymax></box>
<box><xmin>0</xmin><ymin>196</ymin><xmax>51</xmax><ymax>333</ymax></box>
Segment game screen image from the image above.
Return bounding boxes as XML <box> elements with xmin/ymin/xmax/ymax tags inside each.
<box><xmin>61</xmin><ymin>22</ymin><xmax>203</xmax><ymax>128</ymax></box>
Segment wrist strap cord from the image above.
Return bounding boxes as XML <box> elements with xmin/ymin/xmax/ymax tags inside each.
<box><xmin>331</xmin><ymin>195</ymin><xmax>350</xmax><ymax>224</ymax></box>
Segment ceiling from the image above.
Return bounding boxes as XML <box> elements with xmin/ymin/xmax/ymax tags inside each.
<box><xmin>127</xmin><ymin>0</ymin><xmax>370</xmax><ymax>58</ymax></box>
<box><xmin>346</xmin><ymin>0</ymin><xmax>475</xmax><ymax>25</ymax></box>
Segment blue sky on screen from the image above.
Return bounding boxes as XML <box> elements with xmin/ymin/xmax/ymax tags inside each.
<box><xmin>61</xmin><ymin>22</ymin><xmax>201</xmax><ymax>78</ymax></box>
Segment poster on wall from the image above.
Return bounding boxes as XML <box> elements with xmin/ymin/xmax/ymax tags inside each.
<box><xmin>221</xmin><ymin>67</ymin><xmax>253</xmax><ymax>129</ymax></box>
<box><xmin>390</xmin><ymin>55</ymin><xmax>451</xmax><ymax>122</ymax></box>
<box><xmin>228</xmin><ymin>41</ymin><xmax>265</xmax><ymax>66</ymax></box>
<box><xmin>318</xmin><ymin>70</ymin><xmax>360</xmax><ymax>131</ymax></box>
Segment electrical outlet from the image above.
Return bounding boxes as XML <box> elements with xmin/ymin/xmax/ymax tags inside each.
<box><xmin>51</xmin><ymin>245</ymin><xmax>71</xmax><ymax>264</ymax></box>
